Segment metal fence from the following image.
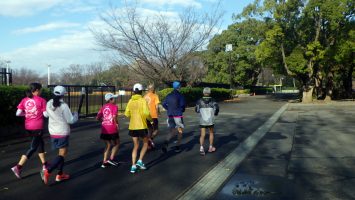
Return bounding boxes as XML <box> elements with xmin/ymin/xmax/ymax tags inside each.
<box><xmin>0</xmin><ymin>68</ymin><xmax>12</xmax><ymax>85</ymax></box>
<box><xmin>48</xmin><ymin>85</ymin><xmax>132</xmax><ymax>117</ymax></box>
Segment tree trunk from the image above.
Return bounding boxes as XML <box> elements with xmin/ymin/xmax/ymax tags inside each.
<box><xmin>324</xmin><ymin>72</ymin><xmax>334</xmax><ymax>102</ymax></box>
<box><xmin>344</xmin><ymin>64</ymin><xmax>354</xmax><ymax>98</ymax></box>
<box><xmin>302</xmin><ymin>86</ymin><xmax>314</xmax><ymax>103</ymax></box>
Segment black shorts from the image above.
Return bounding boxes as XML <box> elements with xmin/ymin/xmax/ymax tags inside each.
<box><xmin>129</xmin><ymin>129</ymin><xmax>148</xmax><ymax>138</ymax></box>
<box><xmin>100</xmin><ymin>133</ymin><xmax>119</xmax><ymax>141</ymax></box>
<box><xmin>200</xmin><ymin>125</ymin><xmax>215</xmax><ymax>128</ymax></box>
<box><xmin>51</xmin><ymin>136</ymin><xmax>69</xmax><ymax>149</ymax></box>
<box><xmin>147</xmin><ymin>118</ymin><xmax>159</xmax><ymax>130</ymax></box>
<box><xmin>26</xmin><ymin>130</ymin><xmax>43</xmax><ymax>137</ymax></box>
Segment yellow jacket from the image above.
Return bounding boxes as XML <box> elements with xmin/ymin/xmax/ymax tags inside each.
<box><xmin>125</xmin><ymin>94</ymin><xmax>151</xmax><ymax>130</ymax></box>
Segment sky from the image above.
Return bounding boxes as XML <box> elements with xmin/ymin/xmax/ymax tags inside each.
<box><xmin>0</xmin><ymin>0</ymin><xmax>254</xmax><ymax>74</ymax></box>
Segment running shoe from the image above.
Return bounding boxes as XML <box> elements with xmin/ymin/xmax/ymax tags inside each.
<box><xmin>200</xmin><ymin>146</ymin><xmax>205</xmax><ymax>156</ymax></box>
<box><xmin>174</xmin><ymin>146</ymin><xmax>182</xmax><ymax>153</ymax></box>
<box><xmin>101</xmin><ymin>161</ymin><xmax>110</xmax><ymax>168</ymax></box>
<box><xmin>41</xmin><ymin>169</ymin><xmax>50</xmax><ymax>185</ymax></box>
<box><xmin>107</xmin><ymin>160</ymin><xmax>119</xmax><ymax>167</ymax></box>
<box><xmin>208</xmin><ymin>146</ymin><xmax>216</xmax><ymax>153</ymax></box>
<box><xmin>136</xmin><ymin>160</ymin><xmax>146</xmax><ymax>170</ymax></box>
<box><xmin>11</xmin><ymin>165</ymin><xmax>22</xmax><ymax>179</ymax></box>
<box><xmin>130</xmin><ymin>165</ymin><xmax>137</xmax><ymax>174</ymax></box>
<box><xmin>55</xmin><ymin>173</ymin><xmax>70</xmax><ymax>182</ymax></box>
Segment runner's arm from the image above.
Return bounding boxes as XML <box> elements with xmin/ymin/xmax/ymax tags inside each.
<box><xmin>156</xmin><ymin>95</ymin><xmax>161</xmax><ymax>114</ymax></box>
<box><xmin>213</xmin><ymin>100</ymin><xmax>219</xmax><ymax>116</ymax></box>
<box><xmin>43</xmin><ymin>111</ymin><xmax>48</xmax><ymax>118</ymax></box>
<box><xmin>180</xmin><ymin>95</ymin><xmax>186</xmax><ymax>113</ymax></box>
<box><xmin>63</xmin><ymin>104</ymin><xmax>78</xmax><ymax>124</ymax></box>
<box><xmin>42</xmin><ymin>99</ymin><xmax>48</xmax><ymax>118</ymax></box>
<box><xmin>162</xmin><ymin>97</ymin><xmax>168</xmax><ymax>110</ymax></box>
<box><xmin>16</xmin><ymin>99</ymin><xmax>25</xmax><ymax>116</ymax></box>
<box><xmin>96</xmin><ymin>108</ymin><xmax>103</xmax><ymax>121</ymax></box>
<box><xmin>16</xmin><ymin>109</ymin><xmax>25</xmax><ymax>116</ymax></box>
<box><xmin>195</xmin><ymin>100</ymin><xmax>200</xmax><ymax>113</ymax></box>
<box><xmin>124</xmin><ymin>101</ymin><xmax>131</xmax><ymax>118</ymax></box>
<box><xmin>144</xmin><ymin>101</ymin><xmax>152</xmax><ymax>121</ymax></box>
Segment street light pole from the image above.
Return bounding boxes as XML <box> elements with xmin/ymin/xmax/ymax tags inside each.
<box><xmin>225</xmin><ymin>44</ymin><xmax>233</xmax><ymax>89</ymax></box>
<box><xmin>47</xmin><ymin>64</ymin><xmax>51</xmax><ymax>86</ymax></box>
<box><xmin>5</xmin><ymin>60</ymin><xmax>11</xmax><ymax>86</ymax></box>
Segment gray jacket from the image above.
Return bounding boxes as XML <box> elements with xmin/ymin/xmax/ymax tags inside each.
<box><xmin>195</xmin><ymin>97</ymin><xmax>219</xmax><ymax>126</ymax></box>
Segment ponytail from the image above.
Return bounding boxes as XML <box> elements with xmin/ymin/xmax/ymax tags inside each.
<box><xmin>26</xmin><ymin>82</ymin><xmax>42</xmax><ymax>98</ymax></box>
<box><xmin>134</xmin><ymin>88</ymin><xmax>142</xmax><ymax>95</ymax></box>
<box><xmin>53</xmin><ymin>95</ymin><xmax>62</xmax><ymax>108</ymax></box>
<box><xmin>26</xmin><ymin>89</ymin><xmax>33</xmax><ymax>98</ymax></box>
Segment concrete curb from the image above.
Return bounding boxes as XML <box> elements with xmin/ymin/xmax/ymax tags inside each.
<box><xmin>176</xmin><ymin>103</ymin><xmax>289</xmax><ymax>200</ymax></box>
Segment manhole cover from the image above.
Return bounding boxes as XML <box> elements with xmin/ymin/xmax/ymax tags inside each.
<box><xmin>214</xmin><ymin>174</ymin><xmax>302</xmax><ymax>200</ymax></box>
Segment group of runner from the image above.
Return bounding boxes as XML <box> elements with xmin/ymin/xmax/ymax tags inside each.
<box><xmin>10</xmin><ymin>81</ymin><xmax>219</xmax><ymax>185</ymax></box>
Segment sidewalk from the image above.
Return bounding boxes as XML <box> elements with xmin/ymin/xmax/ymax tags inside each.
<box><xmin>215</xmin><ymin>102</ymin><xmax>355</xmax><ymax>200</ymax></box>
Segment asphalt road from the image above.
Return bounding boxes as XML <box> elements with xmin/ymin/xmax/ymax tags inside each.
<box><xmin>0</xmin><ymin>96</ymin><xmax>285</xmax><ymax>200</ymax></box>
<box><xmin>215</xmin><ymin>101</ymin><xmax>355</xmax><ymax>200</ymax></box>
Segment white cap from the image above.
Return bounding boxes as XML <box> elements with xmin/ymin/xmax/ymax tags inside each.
<box><xmin>203</xmin><ymin>87</ymin><xmax>211</xmax><ymax>94</ymax></box>
<box><xmin>133</xmin><ymin>83</ymin><xmax>143</xmax><ymax>91</ymax></box>
<box><xmin>105</xmin><ymin>93</ymin><xmax>118</xmax><ymax>101</ymax></box>
<box><xmin>53</xmin><ymin>85</ymin><xmax>66</xmax><ymax>96</ymax></box>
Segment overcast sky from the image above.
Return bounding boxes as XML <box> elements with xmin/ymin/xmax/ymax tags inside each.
<box><xmin>0</xmin><ymin>0</ymin><xmax>253</xmax><ymax>74</ymax></box>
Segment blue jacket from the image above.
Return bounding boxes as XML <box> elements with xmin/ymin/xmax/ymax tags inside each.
<box><xmin>163</xmin><ymin>90</ymin><xmax>186</xmax><ymax>117</ymax></box>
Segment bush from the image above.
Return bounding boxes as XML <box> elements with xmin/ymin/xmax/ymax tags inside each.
<box><xmin>158</xmin><ymin>87</ymin><xmax>231</xmax><ymax>106</ymax></box>
<box><xmin>0</xmin><ymin>85</ymin><xmax>51</xmax><ymax>126</ymax></box>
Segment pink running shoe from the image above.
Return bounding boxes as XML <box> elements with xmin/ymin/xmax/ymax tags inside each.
<box><xmin>55</xmin><ymin>173</ymin><xmax>70</xmax><ymax>182</ymax></box>
<box><xmin>11</xmin><ymin>165</ymin><xmax>22</xmax><ymax>179</ymax></box>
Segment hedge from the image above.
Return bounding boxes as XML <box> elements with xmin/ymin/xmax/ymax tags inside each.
<box><xmin>158</xmin><ymin>87</ymin><xmax>232</xmax><ymax>106</ymax></box>
<box><xmin>0</xmin><ymin>85</ymin><xmax>51</xmax><ymax>126</ymax></box>
<box><xmin>246</xmin><ymin>86</ymin><xmax>273</xmax><ymax>95</ymax></box>
<box><xmin>232</xmin><ymin>89</ymin><xmax>251</xmax><ymax>95</ymax></box>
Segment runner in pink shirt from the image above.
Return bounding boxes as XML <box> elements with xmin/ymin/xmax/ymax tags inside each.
<box><xmin>96</xmin><ymin>93</ymin><xmax>120</xmax><ymax>168</ymax></box>
<box><xmin>11</xmin><ymin>83</ymin><xmax>48</xmax><ymax>179</ymax></box>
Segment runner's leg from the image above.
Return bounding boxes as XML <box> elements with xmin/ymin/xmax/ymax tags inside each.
<box><xmin>19</xmin><ymin>135</ymin><xmax>41</xmax><ymax>166</ymax></box>
<box><xmin>103</xmin><ymin>140</ymin><xmax>111</xmax><ymax>162</ymax></box>
<box><xmin>209</xmin><ymin>127</ymin><xmax>214</xmax><ymax>147</ymax></box>
<box><xmin>131</xmin><ymin>137</ymin><xmax>139</xmax><ymax>165</ymax></box>
<box><xmin>139</xmin><ymin>137</ymin><xmax>149</xmax><ymax>161</ymax></box>
<box><xmin>200</xmin><ymin>128</ymin><xmax>206</xmax><ymax>147</ymax></box>
<box><xmin>110</xmin><ymin>139</ymin><xmax>120</xmax><ymax>160</ymax></box>
<box><xmin>177</xmin><ymin>129</ymin><xmax>183</xmax><ymax>146</ymax></box>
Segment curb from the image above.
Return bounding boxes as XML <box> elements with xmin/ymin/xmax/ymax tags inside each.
<box><xmin>176</xmin><ymin>103</ymin><xmax>289</xmax><ymax>200</ymax></box>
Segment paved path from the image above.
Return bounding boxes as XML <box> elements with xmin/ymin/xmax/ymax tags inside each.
<box><xmin>0</xmin><ymin>96</ymin><xmax>285</xmax><ymax>200</ymax></box>
<box><xmin>216</xmin><ymin>102</ymin><xmax>355</xmax><ymax>200</ymax></box>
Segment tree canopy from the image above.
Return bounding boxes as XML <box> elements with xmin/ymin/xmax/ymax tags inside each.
<box><xmin>203</xmin><ymin>18</ymin><xmax>267</xmax><ymax>87</ymax></box>
<box><xmin>237</xmin><ymin>0</ymin><xmax>354</xmax><ymax>102</ymax></box>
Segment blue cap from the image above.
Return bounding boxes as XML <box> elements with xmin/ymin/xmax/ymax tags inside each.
<box><xmin>173</xmin><ymin>81</ymin><xmax>181</xmax><ymax>89</ymax></box>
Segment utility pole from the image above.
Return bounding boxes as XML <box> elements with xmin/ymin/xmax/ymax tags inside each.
<box><xmin>47</xmin><ymin>64</ymin><xmax>51</xmax><ymax>86</ymax></box>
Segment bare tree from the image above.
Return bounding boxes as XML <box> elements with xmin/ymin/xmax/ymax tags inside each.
<box><xmin>59</xmin><ymin>64</ymin><xmax>86</xmax><ymax>85</ymax></box>
<box><xmin>12</xmin><ymin>68</ymin><xmax>42</xmax><ymax>85</ymax></box>
<box><xmin>86</xmin><ymin>63</ymin><xmax>107</xmax><ymax>85</ymax></box>
<box><xmin>178</xmin><ymin>54</ymin><xmax>208</xmax><ymax>86</ymax></box>
<box><xmin>91</xmin><ymin>1</ymin><xmax>222</xmax><ymax>85</ymax></box>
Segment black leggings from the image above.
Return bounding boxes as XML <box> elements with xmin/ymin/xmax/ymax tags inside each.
<box><xmin>25</xmin><ymin>130</ymin><xmax>45</xmax><ymax>158</ymax></box>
